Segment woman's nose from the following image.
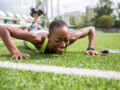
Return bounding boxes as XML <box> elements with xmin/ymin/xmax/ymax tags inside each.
<box><xmin>60</xmin><ymin>41</ymin><xmax>66</xmax><ymax>47</ymax></box>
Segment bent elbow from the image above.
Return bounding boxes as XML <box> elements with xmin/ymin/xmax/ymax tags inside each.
<box><xmin>88</xmin><ymin>26</ymin><xmax>96</xmax><ymax>34</ymax></box>
<box><xmin>0</xmin><ymin>26</ymin><xmax>9</xmax><ymax>36</ymax></box>
<box><xmin>0</xmin><ymin>26</ymin><xmax>4</xmax><ymax>35</ymax></box>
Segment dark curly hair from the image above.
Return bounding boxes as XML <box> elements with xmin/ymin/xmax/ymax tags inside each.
<box><xmin>49</xmin><ymin>20</ymin><xmax>68</xmax><ymax>34</ymax></box>
<box><xmin>30</xmin><ymin>8</ymin><xmax>43</xmax><ymax>17</ymax></box>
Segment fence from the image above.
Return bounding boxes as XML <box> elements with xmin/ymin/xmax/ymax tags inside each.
<box><xmin>96</xmin><ymin>28</ymin><xmax>120</xmax><ymax>33</ymax></box>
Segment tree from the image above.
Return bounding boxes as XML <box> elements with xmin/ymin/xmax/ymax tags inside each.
<box><xmin>69</xmin><ymin>16</ymin><xmax>78</xmax><ymax>27</ymax></box>
<box><xmin>97</xmin><ymin>15</ymin><xmax>115</xmax><ymax>28</ymax></box>
<box><xmin>99</xmin><ymin>0</ymin><xmax>113</xmax><ymax>7</ymax></box>
<box><xmin>36</xmin><ymin>0</ymin><xmax>49</xmax><ymax>28</ymax></box>
<box><xmin>77</xmin><ymin>14</ymin><xmax>86</xmax><ymax>28</ymax></box>
<box><xmin>84</xmin><ymin>12</ymin><xmax>94</xmax><ymax>26</ymax></box>
<box><xmin>93</xmin><ymin>0</ymin><xmax>114</xmax><ymax>26</ymax></box>
<box><xmin>118</xmin><ymin>3</ymin><xmax>120</xmax><ymax>27</ymax></box>
<box><xmin>68</xmin><ymin>12</ymin><xmax>94</xmax><ymax>28</ymax></box>
<box><xmin>54</xmin><ymin>15</ymin><xmax>62</xmax><ymax>20</ymax></box>
<box><xmin>36</xmin><ymin>0</ymin><xmax>43</xmax><ymax>9</ymax></box>
<box><xmin>115</xmin><ymin>3</ymin><xmax>120</xmax><ymax>27</ymax></box>
<box><xmin>77</xmin><ymin>12</ymin><xmax>94</xmax><ymax>28</ymax></box>
<box><xmin>118</xmin><ymin>3</ymin><xmax>120</xmax><ymax>19</ymax></box>
<box><xmin>40</xmin><ymin>13</ymin><xmax>49</xmax><ymax>27</ymax></box>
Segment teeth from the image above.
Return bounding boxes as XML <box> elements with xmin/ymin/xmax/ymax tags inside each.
<box><xmin>58</xmin><ymin>48</ymin><xmax>64</xmax><ymax>51</ymax></box>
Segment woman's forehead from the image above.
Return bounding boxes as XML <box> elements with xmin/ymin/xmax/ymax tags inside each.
<box><xmin>49</xmin><ymin>26</ymin><xmax>69</xmax><ymax>38</ymax></box>
<box><xmin>50</xmin><ymin>31</ymin><xmax>69</xmax><ymax>39</ymax></box>
<box><xmin>54</xmin><ymin>26</ymin><xmax>69</xmax><ymax>33</ymax></box>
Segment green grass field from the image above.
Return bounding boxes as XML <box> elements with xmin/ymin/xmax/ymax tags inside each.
<box><xmin>0</xmin><ymin>33</ymin><xmax>120</xmax><ymax>90</ymax></box>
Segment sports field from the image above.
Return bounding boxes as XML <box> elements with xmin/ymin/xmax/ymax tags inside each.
<box><xmin>0</xmin><ymin>33</ymin><xmax>120</xmax><ymax>90</ymax></box>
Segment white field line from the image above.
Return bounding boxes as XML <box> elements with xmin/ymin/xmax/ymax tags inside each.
<box><xmin>0</xmin><ymin>61</ymin><xmax>120</xmax><ymax>80</ymax></box>
<box><xmin>0</xmin><ymin>40</ymin><xmax>23</xmax><ymax>44</ymax></box>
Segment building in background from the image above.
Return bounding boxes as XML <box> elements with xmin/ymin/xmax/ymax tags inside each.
<box><xmin>0</xmin><ymin>0</ymin><xmax>59</xmax><ymax>28</ymax></box>
<box><xmin>68</xmin><ymin>11</ymin><xmax>82</xmax><ymax>18</ymax></box>
<box><xmin>43</xmin><ymin>0</ymin><xmax>53</xmax><ymax>21</ymax></box>
<box><xmin>0</xmin><ymin>0</ymin><xmax>36</xmax><ymax>28</ymax></box>
<box><xmin>86</xmin><ymin>6</ymin><xmax>94</xmax><ymax>15</ymax></box>
<box><xmin>62</xmin><ymin>11</ymin><xmax>83</xmax><ymax>25</ymax></box>
<box><xmin>35</xmin><ymin>0</ymin><xmax>53</xmax><ymax>22</ymax></box>
<box><xmin>0</xmin><ymin>10</ymin><xmax>33</xmax><ymax>28</ymax></box>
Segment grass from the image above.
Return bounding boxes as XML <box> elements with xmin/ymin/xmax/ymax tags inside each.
<box><xmin>0</xmin><ymin>33</ymin><xmax>120</xmax><ymax>89</ymax></box>
<box><xmin>0</xmin><ymin>68</ymin><xmax>120</xmax><ymax>90</ymax></box>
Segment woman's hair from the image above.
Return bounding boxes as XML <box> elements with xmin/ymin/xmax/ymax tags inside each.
<box><xmin>49</xmin><ymin>20</ymin><xmax>68</xmax><ymax>34</ymax></box>
<box><xmin>30</xmin><ymin>7</ymin><xmax>43</xmax><ymax>17</ymax></box>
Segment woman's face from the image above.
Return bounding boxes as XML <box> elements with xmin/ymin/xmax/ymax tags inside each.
<box><xmin>48</xmin><ymin>26</ymin><xmax>70</xmax><ymax>55</ymax></box>
<box><xmin>33</xmin><ymin>13</ymin><xmax>39</xmax><ymax>18</ymax></box>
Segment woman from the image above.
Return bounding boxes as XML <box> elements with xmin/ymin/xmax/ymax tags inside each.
<box><xmin>0</xmin><ymin>20</ymin><xmax>101</xmax><ymax>60</ymax></box>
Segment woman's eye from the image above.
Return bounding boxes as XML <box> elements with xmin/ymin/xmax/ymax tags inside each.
<box><xmin>55</xmin><ymin>40</ymin><xmax>60</xmax><ymax>42</ymax></box>
<box><xmin>65</xmin><ymin>40</ymin><xmax>69</xmax><ymax>42</ymax></box>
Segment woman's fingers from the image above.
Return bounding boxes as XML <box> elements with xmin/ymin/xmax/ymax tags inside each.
<box><xmin>23</xmin><ymin>54</ymin><xmax>30</xmax><ymax>60</ymax></box>
<box><xmin>85</xmin><ymin>51</ymin><xmax>90</xmax><ymax>55</ymax></box>
<box><xmin>10</xmin><ymin>53</ymin><xmax>30</xmax><ymax>60</ymax></box>
<box><xmin>85</xmin><ymin>50</ymin><xmax>101</xmax><ymax>56</ymax></box>
<box><xmin>19</xmin><ymin>55</ymin><xmax>23</xmax><ymax>60</ymax></box>
<box><xmin>10</xmin><ymin>55</ymin><xmax>15</xmax><ymax>60</ymax></box>
<box><xmin>92</xmin><ymin>52</ymin><xmax>95</xmax><ymax>56</ymax></box>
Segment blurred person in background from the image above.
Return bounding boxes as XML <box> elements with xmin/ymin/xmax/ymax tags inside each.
<box><xmin>28</xmin><ymin>8</ymin><xmax>43</xmax><ymax>32</ymax></box>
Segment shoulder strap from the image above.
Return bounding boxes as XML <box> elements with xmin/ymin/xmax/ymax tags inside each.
<box><xmin>25</xmin><ymin>31</ymin><xmax>49</xmax><ymax>53</ymax></box>
<box><xmin>37</xmin><ymin>37</ymin><xmax>49</xmax><ymax>53</ymax></box>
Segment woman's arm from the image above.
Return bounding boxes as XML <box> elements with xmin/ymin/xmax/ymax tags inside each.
<box><xmin>69</xmin><ymin>26</ymin><xmax>101</xmax><ymax>56</ymax></box>
<box><xmin>0</xmin><ymin>26</ymin><xmax>38</xmax><ymax>60</ymax></box>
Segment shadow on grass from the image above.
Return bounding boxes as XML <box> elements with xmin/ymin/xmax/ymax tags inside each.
<box><xmin>65</xmin><ymin>51</ymin><xmax>84</xmax><ymax>54</ymax></box>
<box><xmin>13</xmin><ymin>46</ymin><xmax>86</xmax><ymax>61</ymax></box>
<box><xmin>16</xmin><ymin>46</ymin><xmax>62</xmax><ymax>60</ymax></box>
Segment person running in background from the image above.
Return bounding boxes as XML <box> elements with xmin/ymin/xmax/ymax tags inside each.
<box><xmin>28</xmin><ymin>8</ymin><xmax>43</xmax><ymax>32</ymax></box>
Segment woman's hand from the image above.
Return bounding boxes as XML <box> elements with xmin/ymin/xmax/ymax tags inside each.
<box><xmin>10</xmin><ymin>52</ymin><xmax>30</xmax><ymax>60</ymax></box>
<box><xmin>85</xmin><ymin>50</ymin><xmax>101</xmax><ymax>56</ymax></box>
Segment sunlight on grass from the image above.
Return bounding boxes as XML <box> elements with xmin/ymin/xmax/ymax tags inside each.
<box><xmin>0</xmin><ymin>33</ymin><xmax>120</xmax><ymax>89</ymax></box>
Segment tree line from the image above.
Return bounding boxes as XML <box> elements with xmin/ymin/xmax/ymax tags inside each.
<box><xmin>69</xmin><ymin>0</ymin><xmax>120</xmax><ymax>28</ymax></box>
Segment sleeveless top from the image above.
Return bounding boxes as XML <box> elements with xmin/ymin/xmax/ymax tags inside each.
<box><xmin>25</xmin><ymin>30</ymin><xmax>49</xmax><ymax>53</ymax></box>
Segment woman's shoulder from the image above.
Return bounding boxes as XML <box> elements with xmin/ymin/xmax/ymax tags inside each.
<box><xmin>34</xmin><ymin>31</ymin><xmax>48</xmax><ymax>42</ymax></box>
